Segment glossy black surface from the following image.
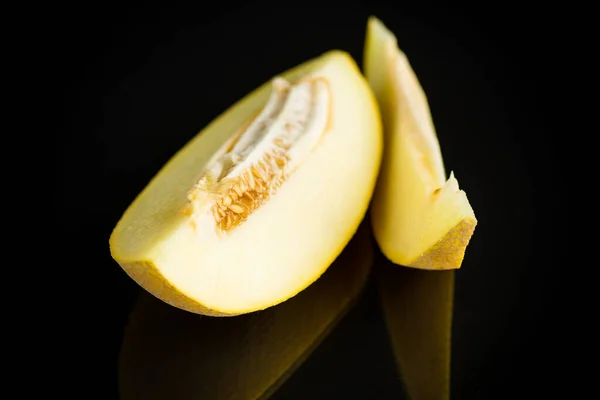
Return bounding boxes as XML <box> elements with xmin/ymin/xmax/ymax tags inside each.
<box><xmin>59</xmin><ymin>1</ymin><xmax>560</xmax><ymax>398</ymax></box>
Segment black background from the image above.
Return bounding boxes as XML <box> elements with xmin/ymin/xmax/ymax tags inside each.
<box><xmin>58</xmin><ymin>1</ymin><xmax>563</xmax><ymax>398</ymax></box>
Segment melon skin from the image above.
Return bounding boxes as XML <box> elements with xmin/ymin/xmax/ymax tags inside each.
<box><xmin>109</xmin><ymin>50</ymin><xmax>382</xmax><ymax>316</ymax></box>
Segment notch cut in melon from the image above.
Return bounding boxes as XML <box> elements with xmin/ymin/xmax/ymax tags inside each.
<box><xmin>364</xmin><ymin>17</ymin><xmax>477</xmax><ymax>270</ymax></box>
<box><xmin>109</xmin><ymin>50</ymin><xmax>382</xmax><ymax>316</ymax></box>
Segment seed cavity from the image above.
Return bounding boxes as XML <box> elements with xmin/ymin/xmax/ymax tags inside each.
<box><xmin>186</xmin><ymin>75</ymin><xmax>332</xmax><ymax>233</ymax></box>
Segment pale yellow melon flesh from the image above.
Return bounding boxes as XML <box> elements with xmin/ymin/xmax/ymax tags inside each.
<box><xmin>109</xmin><ymin>50</ymin><xmax>382</xmax><ymax>315</ymax></box>
<box><xmin>364</xmin><ymin>17</ymin><xmax>477</xmax><ymax>270</ymax></box>
<box><xmin>376</xmin><ymin>259</ymin><xmax>455</xmax><ymax>400</ymax></box>
<box><xmin>119</xmin><ymin>224</ymin><xmax>373</xmax><ymax>400</ymax></box>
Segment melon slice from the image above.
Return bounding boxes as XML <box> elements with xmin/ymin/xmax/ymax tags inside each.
<box><xmin>364</xmin><ymin>17</ymin><xmax>477</xmax><ymax>270</ymax></box>
<box><xmin>119</xmin><ymin>223</ymin><xmax>373</xmax><ymax>400</ymax></box>
<box><xmin>109</xmin><ymin>50</ymin><xmax>382</xmax><ymax>315</ymax></box>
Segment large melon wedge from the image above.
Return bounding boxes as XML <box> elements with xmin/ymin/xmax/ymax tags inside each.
<box><xmin>109</xmin><ymin>50</ymin><xmax>382</xmax><ymax>316</ymax></box>
<box><xmin>119</xmin><ymin>223</ymin><xmax>373</xmax><ymax>400</ymax></box>
<box><xmin>364</xmin><ymin>17</ymin><xmax>477</xmax><ymax>270</ymax></box>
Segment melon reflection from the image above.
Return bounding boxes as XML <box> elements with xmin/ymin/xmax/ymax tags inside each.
<box><xmin>119</xmin><ymin>224</ymin><xmax>373</xmax><ymax>400</ymax></box>
<box><xmin>376</xmin><ymin>253</ymin><xmax>455</xmax><ymax>400</ymax></box>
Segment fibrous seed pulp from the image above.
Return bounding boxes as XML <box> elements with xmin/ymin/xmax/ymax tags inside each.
<box><xmin>186</xmin><ymin>76</ymin><xmax>332</xmax><ymax>233</ymax></box>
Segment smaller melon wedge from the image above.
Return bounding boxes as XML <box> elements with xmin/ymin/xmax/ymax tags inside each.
<box><xmin>364</xmin><ymin>17</ymin><xmax>477</xmax><ymax>270</ymax></box>
<box><xmin>119</xmin><ymin>223</ymin><xmax>373</xmax><ymax>400</ymax></box>
<box><xmin>109</xmin><ymin>50</ymin><xmax>382</xmax><ymax>316</ymax></box>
